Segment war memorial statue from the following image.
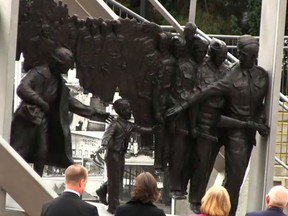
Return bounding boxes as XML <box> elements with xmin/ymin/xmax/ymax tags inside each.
<box><xmin>96</xmin><ymin>98</ymin><xmax>157</xmax><ymax>214</ymax></box>
<box><xmin>166</xmin><ymin>35</ymin><xmax>269</xmax><ymax>215</ymax></box>
<box><xmin>14</xmin><ymin>0</ymin><xmax>270</xmax><ymax>215</ymax></box>
<box><xmin>10</xmin><ymin>47</ymin><xmax>112</xmax><ymax>176</ymax></box>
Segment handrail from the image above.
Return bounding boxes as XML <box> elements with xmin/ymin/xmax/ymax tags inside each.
<box><xmin>279</xmin><ymin>100</ymin><xmax>288</xmax><ymax>111</ymax></box>
<box><xmin>280</xmin><ymin>92</ymin><xmax>288</xmax><ymax>102</ymax></box>
<box><xmin>275</xmin><ymin>156</ymin><xmax>288</xmax><ymax>170</ymax></box>
<box><xmin>105</xmin><ymin>0</ymin><xmax>148</xmax><ymax>22</ymax></box>
<box><xmin>279</xmin><ymin>93</ymin><xmax>288</xmax><ymax>111</ymax></box>
<box><xmin>147</xmin><ymin>0</ymin><xmax>238</xmax><ymax>63</ymax></box>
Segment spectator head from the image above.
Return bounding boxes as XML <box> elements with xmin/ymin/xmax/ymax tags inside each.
<box><xmin>266</xmin><ymin>185</ymin><xmax>288</xmax><ymax>209</ymax></box>
<box><xmin>65</xmin><ymin>164</ymin><xmax>88</xmax><ymax>195</ymax></box>
<box><xmin>131</xmin><ymin>172</ymin><xmax>160</xmax><ymax>203</ymax></box>
<box><xmin>201</xmin><ymin>186</ymin><xmax>231</xmax><ymax>216</ymax></box>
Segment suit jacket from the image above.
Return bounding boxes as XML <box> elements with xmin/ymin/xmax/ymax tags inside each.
<box><xmin>245</xmin><ymin>206</ymin><xmax>286</xmax><ymax>216</ymax></box>
<box><xmin>41</xmin><ymin>191</ymin><xmax>99</xmax><ymax>216</ymax></box>
<box><xmin>115</xmin><ymin>199</ymin><xmax>166</xmax><ymax>216</ymax></box>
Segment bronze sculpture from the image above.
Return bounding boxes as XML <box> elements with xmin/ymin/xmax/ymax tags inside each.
<box><xmin>188</xmin><ymin>38</ymin><xmax>229</xmax><ymax>213</ymax></box>
<box><xmin>167</xmin><ymin>36</ymin><xmax>209</xmax><ymax>198</ymax></box>
<box><xmin>15</xmin><ymin>1</ymin><xmax>271</xmax><ymax>214</ymax></box>
<box><xmin>166</xmin><ymin>35</ymin><xmax>269</xmax><ymax>215</ymax></box>
<box><xmin>153</xmin><ymin>32</ymin><xmax>176</xmax><ymax>171</ymax></box>
<box><xmin>96</xmin><ymin>98</ymin><xmax>156</xmax><ymax>214</ymax></box>
<box><xmin>10</xmin><ymin>47</ymin><xmax>112</xmax><ymax>176</ymax></box>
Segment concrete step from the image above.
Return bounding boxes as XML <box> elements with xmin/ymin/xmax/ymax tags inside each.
<box><xmin>274</xmin><ymin>164</ymin><xmax>288</xmax><ymax>177</ymax></box>
<box><xmin>275</xmin><ymin>144</ymin><xmax>288</xmax><ymax>153</ymax></box>
<box><xmin>276</xmin><ymin>134</ymin><xmax>288</xmax><ymax>143</ymax></box>
<box><xmin>277</xmin><ymin>123</ymin><xmax>288</xmax><ymax>132</ymax></box>
<box><xmin>278</xmin><ymin>112</ymin><xmax>288</xmax><ymax>121</ymax></box>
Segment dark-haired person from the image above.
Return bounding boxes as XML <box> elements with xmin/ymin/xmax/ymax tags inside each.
<box><xmin>41</xmin><ymin>164</ymin><xmax>99</xmax><ymax>216</ymax></box>
<box><xmin>115</xmin><ymin>172</ymin><xmax>166</xmax><ymax>216</ymax></box>
<box><xmin>96</xmin><ymin>98</ymin><xmax>156</xmax><ymax>214</ymax></box>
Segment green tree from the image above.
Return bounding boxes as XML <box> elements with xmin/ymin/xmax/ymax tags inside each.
<box><xmin>247</xmin><ymin>0</ymin><xmax>261</xmax><ymax>36</ymax></box>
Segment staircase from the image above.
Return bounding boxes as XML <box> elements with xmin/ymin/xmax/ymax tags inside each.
<box><xmin>274</xmin><ymin>105</ymin><xmax>288</xmax><ymax>184</ymax></box>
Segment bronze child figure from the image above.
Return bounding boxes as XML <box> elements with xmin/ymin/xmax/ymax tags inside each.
<box><xmin>96</xmin><ymin>98</ymin><xmax>156</xmax><ymax>214</ymax></box>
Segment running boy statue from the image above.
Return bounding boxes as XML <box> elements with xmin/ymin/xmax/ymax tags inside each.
<box><xmin>96</xmin><ymin>98</ymin><xmax>156</xmax><ymax>214</ymax></box>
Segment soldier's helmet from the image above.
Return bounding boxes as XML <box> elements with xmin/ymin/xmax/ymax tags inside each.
<box><xmin>209</xmin><ymin>38</ymin><xmax>228</xmax><ymax>54</ymax></box>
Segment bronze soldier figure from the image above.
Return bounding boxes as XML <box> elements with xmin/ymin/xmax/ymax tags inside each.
<box><xmin>166</xmin><ymin>35</ymin><xmax>269</xmax><ymax>215</ymax></box>
<box><xmin>153</xmin><ymin>32</ymin><xmax>176</xmax><ymax>171</ymax></box>
<box><xmin>167</xmin><ymin>36</ymin><xmax>208</xmax><ymax>198</ymax></box>
<box><xmin>188</xmin><ymin>38</ymin><xmax>229</xmax><ymax>213</ymax></box>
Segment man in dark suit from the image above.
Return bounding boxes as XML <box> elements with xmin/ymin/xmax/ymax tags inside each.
<box><xmin>41</xmin><ymin>164</ymin><xmax>99</xmax><ymax>216</ymax></box>
<box><xmin>245</xmin><ymin>185</ymin><xmax>288</xmax><ymax>216</ymax></box>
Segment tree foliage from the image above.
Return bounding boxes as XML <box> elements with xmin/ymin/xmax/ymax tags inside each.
<box><xmin>247</xmin><ymin>0</ymin><xmax>261</xmax><ymax>36</ymax></box>
<box><xmin>121</xmin><ymin>0</ymin><xmax>288</xmax><ymax>36</ymax></box>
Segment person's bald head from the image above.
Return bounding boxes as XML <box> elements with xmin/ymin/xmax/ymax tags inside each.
<box><xmin>65</xmin><ymin>164</ymin><xmax>88</xmax><ymax>194</ymax></box>
<box><xmin>266</xmin><ymin>185</ymin><xmax>288</xmax><ymax>209</ymax></box>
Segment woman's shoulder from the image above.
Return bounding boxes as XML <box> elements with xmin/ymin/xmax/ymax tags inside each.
<box><xmin>116</xmin><ymin>200</ymin><xmax>165</xmax><ymax>214</ymax></box>
<box><xmin>189</xmin><ymin>214</ymin><xmax>208</xmax><ymax>216</ymax></box>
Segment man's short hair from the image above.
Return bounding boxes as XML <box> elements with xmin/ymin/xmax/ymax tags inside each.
<box><xmin>268</xmin><ymin>185</ymin><xmax>288</xmax><ymax>207</ymax></box>
<box><xmin>65</xmin><ymin>164</ymin><xmax>88</xmax><ymax>185</ymax></box>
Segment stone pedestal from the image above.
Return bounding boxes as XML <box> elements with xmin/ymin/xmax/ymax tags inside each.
<box><xmin>171</xmin><ymin>197</ymin><xmax>191</xmax><ymax>216</ymax></box>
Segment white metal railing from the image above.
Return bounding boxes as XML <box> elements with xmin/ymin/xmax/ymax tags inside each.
<box><xmin>275</xmin><ymin>156</ymin><xmax>288</xmax><ymax>170</ymax></box>
<box><xmin>105</xmin><ymin>0</ymin><xmax>148</xmax><ymax>22</ymax></box>
<box><xmin>280</xmin><ymin>93</ymin><xmax>288</xmax><ymax>111</ymax></box>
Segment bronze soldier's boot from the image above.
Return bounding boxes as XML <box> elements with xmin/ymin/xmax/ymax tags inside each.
<box><xmin>96</xmin><ymin>181</ymin><xmax>108</xmax><ymax>205</ymax></box>
<box><xmin>190</xmin><ymin>202</ymin><xmax>201</xmax><ymax>214</ymax></box>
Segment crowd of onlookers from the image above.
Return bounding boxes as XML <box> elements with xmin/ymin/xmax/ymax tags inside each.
<box><xmin>40</xmin><ymin>164</ymin><xmax>288</xmax><ymax>216</ymax></box>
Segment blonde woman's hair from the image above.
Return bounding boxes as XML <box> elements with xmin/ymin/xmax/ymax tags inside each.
<box><xmin>200</xmin><ymin>186</ymin><xmax>231</xmax><ymax>216</ymax></box>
